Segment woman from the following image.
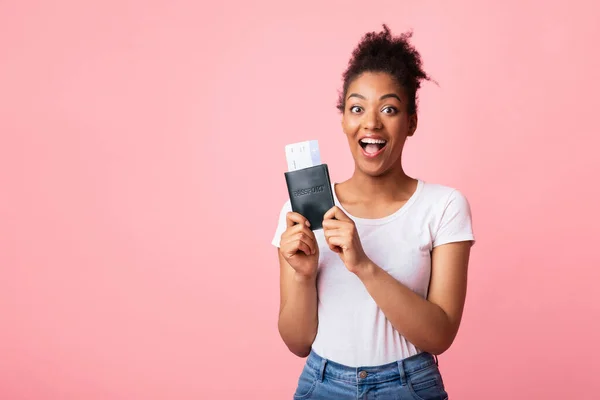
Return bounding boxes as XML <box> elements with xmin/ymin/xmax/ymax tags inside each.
<box><xmin>271</xmin><ymin>24</ymin><xmax>474</xmax><ymax>400</ymax></box>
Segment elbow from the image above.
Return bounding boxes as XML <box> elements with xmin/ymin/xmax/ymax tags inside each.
<box><xmin>428</xmin><ymin>341</ymin><xmax>451</xmax><ymax>356</ymax></box>
<box><xmin>280</xmin><ymin>336</ymin><xmax>312</xmax><ymax>358</ymax></box>
<box><xmin>426</xmin><ymin>311</ymin><xmax>460</xmax><ymax>355</ymax></box>
<box><xmin>428</xmin><ymin>331</ymin><xmax>457</xmax><ymax>356</ymax></box>
<box><xmin>278</xmin><ymin>322</ymin><xmax>314</xmax><ymax>358</ymax></box>
<box><xmin>288</xmin><ymin>344</ymin><xmax>312</xmax><ymax>358</ymax></box>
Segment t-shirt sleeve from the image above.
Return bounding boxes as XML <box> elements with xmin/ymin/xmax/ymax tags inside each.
<box><xmin>433</xmin><ymin>189</ymin><xmax>475</xmax><ymax>248</ymax></box>
<box><xmin>271</xmin><ymin>199</ymin><xmax>292</xmax><ymax>248</ymax></box>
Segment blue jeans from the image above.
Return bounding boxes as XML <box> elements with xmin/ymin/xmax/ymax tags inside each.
<box><xmin>293</xmin><ymin>349</ymin><xmax>448</xmax><ymax>400</ymax></box>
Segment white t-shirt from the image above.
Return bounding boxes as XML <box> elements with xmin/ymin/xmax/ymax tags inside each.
<box><xmin>271</xmin><ymin>179</ymin><xmax>475</xmax><ymax>367</ymax></box>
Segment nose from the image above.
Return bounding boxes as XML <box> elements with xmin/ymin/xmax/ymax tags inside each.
<box><xmin>363</xmin><ymin>109</ymin><xmax>382</xmax><ymax>130</ymax></box>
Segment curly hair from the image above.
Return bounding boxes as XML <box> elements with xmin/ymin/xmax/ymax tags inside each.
<box><xmin>336</xmin><ymin>24</ymin><xmax>432</xmax><ymax>115</ymax></box>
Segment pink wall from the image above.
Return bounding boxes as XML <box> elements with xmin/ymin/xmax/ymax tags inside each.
<box><xmin>1</xmin><ymin>1</ymin><xmax>599</xmax><ymax>399</ymax></box>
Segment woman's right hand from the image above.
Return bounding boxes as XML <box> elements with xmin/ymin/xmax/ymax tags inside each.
<box><xmin>279</xmin><ymin>212</ymin><xmax>319</xmax><ymax>281</ymax></box>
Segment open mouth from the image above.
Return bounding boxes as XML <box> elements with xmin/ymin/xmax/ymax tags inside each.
<box><xmin>359</xmin><ymin>138</ymin><xmax>387</xmax><ymax>156</ymax></box>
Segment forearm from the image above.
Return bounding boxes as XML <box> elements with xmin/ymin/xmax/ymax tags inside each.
<box><xmin>356</xmin><ymin>261</ymin><xmax>454</xmax><ymax>355</ymax></box>
<box><xmin>278</xmin><ymin>274</ymin><xmax>318</xmax><ymax>357</ymax></box>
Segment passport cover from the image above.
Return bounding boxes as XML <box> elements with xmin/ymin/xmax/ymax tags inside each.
<box><xmin>284</xmin><ymin>164</ymin><xmax>335</xmax><ymax>230</ymax></box>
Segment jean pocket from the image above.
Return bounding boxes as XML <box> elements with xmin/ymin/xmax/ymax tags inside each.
<box><xmin>293</xmin><ymin>363</ymin><xmax>319</xmax><ymax>399</ymax></box>
<box><xmin>407</xmin><ymin>365</ymin><xmax>448</xmax><ymax>400</ymax></box>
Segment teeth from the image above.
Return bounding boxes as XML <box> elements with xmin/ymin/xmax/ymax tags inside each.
<box><xmin>360</xmin><ymin>138</ymin><xmax>386</xmax><ymax>144</ymax></box>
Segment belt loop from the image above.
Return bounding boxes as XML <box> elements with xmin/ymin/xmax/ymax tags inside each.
<box><xmin>397</xmin><ymin>360</ymin><xmax>407</xmax><ymax>385</ymax></box>
<box><xmin>434</xmin><ymin>354</ymin><xmax>439</xmax><ymax>366</ymax></box>
<box><xmin>319</xmin><ymin>358</ymin><xmax>327</xmax><ymax>382</ymax></box>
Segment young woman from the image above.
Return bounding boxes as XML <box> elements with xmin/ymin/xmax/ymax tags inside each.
<box><xmin>271</xmin><ymin>25</ymin><xmax>475</xmax><ymax>400</ymax></box>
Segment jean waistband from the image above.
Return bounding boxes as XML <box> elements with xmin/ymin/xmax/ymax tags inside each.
<box><xmin>305</xmin><ymin>349</ymin><xmax>438</xmax><ymax>385</ymax></box>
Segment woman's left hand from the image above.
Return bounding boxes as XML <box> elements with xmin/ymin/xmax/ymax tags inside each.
<box><xmin>322</xmin><ymin>206</ymin><xmax>371</xmax><ymax>274</ymax></box>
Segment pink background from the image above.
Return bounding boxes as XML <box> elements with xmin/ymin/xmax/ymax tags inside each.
<box><xmin>1</xmin><ymin>1</ymin><xmax>599</xmax><ymax>399</ymax></box>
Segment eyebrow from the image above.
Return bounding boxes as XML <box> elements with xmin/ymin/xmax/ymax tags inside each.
<box><xmin>347</xmin><ymin>93</ymin><xmax>402</xmax><ymax>102</ymax></box>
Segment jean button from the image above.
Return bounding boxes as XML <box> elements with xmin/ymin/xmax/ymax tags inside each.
<box><xmin>359</xmin><ymin>371</ymin><xmax>367</xmax><ymax>379</ymax></box>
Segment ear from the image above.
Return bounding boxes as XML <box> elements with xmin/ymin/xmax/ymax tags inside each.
<box><xmin>407</xmin><ymin>113</ymin><xmax>418</xmax><ymax>137</ymax></box>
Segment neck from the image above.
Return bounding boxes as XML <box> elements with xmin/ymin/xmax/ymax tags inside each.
<box><xmin>347</xmin><ymin>162</ymin><xmax>416</xmax><ymax>200</ymax></box>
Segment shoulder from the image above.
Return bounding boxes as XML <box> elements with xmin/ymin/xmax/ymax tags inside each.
<box><xmin>417</xmin><ymin>180</ymin><xmax>475</xmax><ymax>246</ymax></box>
<box><xmin>277</xmin><ymin>198</ymin><xmax>292</xmax><ymax>215</ymax></box>
<box><xmin>272</xmin><ymin>199</ymin><xmax>293</xmax><ymax>247</ymax></box>
<box><xmin>275</xmin><ymin>198</ymin><xmax>293</xmax><ymax>227</ymax></box>
<box><xmin>418</xmin><ymin>180</ymin><xmax>470</xmax><ymax>209</ymax></box>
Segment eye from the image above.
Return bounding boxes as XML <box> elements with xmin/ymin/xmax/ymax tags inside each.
<box><xmin>382</xmin><ymin>106</ymin><xmax>397</xmax><ymax>115</ymax></box>
<box><xmin>350</xmin><ymin>105</ymin><xmax>363</xmax><ymax>113</ymax></box>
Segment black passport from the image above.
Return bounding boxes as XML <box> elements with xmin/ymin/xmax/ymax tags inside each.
<box><xmin>284</xmin><ymin>164</ymin><xmax>335</xmax><ymax>230</ymax></box>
